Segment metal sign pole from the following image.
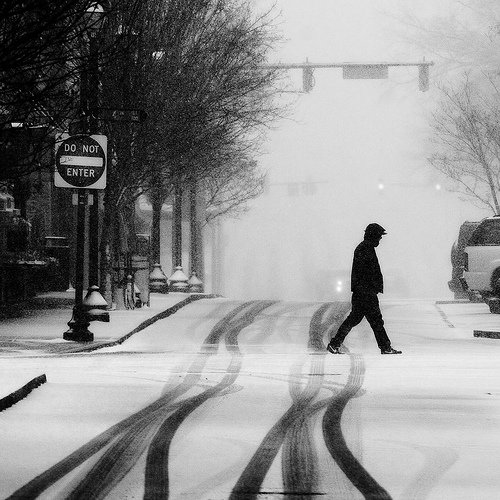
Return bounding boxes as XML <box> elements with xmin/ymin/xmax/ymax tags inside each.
<box><xmin>64</xmin><ymin>189</ymin><xmax>92</xmax><ymax>341</ymax></box>
<box><xmin>55</xmin><ymin>133</ymin><xmax>107</xmax><ymax>340</ymax></box>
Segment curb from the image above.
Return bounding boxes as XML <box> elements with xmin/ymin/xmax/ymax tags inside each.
<box><xmin>474</xmin><ymin>330</ymin><xmax>500</xmax><ymax>339</ymax></box>
<box><xmin>0</xmin><ymin>374</ymin><xmax>47</xmax><ymax>412</ymax></box>
<box><xmin>434</xmin><ymin>300</ymin><xmax>470</xmax><ymax>305</ymax></box>
<box><xmin>75</xmin><ymin>294</ymin><xmax>220</xmax><ymax>353</ymax></box>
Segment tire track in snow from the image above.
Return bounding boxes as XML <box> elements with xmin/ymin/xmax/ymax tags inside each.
<box><xmin>67</xmin><ymin>301</ymin><xmax>274</xmax><ymax>500</ymax></box>
<box><xmin>230</xmin><ymin>302</ymin><xmax>348</xmax><ymax>499</ymax></box>
<box><xmin>280</xmin><ymin>355</ymin><xmax>325</xmax><ymax>499</ymax></box>
<box><xmin>230</xmin><ymin>301</ymin><xmax>387</xmax><ymax>499</ymax></box>
<box><xmin>229</xmin><ymin>377</ymin><xmax>321</xmax><ymax>499</ymax></box>
<box><xmin>143</xmin><ymin>300</ymin><xmax>275</xmax><ymax>500</ymax></box>
<box><xmin>7</xmin><ymin>301</ymin><xmax>272</xmax><ymax>500</ymax></box>
<box><xmin>7</xmin><ymin>384</ymin><xmax>187</xmax><ymax>499</ymax></box>
<box><xmin>247</xmin><ymin>302</ymin><xmax>321</xmax><ymax>348</ymax></box>
<box><xmin>322</xmin><ymin>354</ymin><xmax>392</xmax><ymax>500</ymax></box>
<box><xmin>397</xmin><ymin>442</ymin><xmax>458</xmax><ymax>500</ymax></box>
<box><xmin>281</xmin><ymin>302</ymin><xmax>351</xmax><ymax>497</ymax></box>
<box><xmin>308</xmin><ymin>301</ymin><xmax>350</xmax><ymax>352</ymax></box>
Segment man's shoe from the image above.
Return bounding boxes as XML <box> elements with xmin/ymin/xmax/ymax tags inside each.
<box><xmin>327</xmin><ymin>344</ymin><xmax>344</xmax><ymax>354</ymax></box>
<box><xmin>381</xmin><ymin>347</ymin><xmax>402</xmax><ymax>355</ymax></box>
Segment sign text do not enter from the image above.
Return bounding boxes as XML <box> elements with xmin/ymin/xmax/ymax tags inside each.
<box><xmin>54</xmin><ymin>134</ymin><xmax>107</xmax><ymax>190</ymax></box>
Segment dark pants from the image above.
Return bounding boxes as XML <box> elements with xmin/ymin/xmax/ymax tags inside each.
<box><xmin>330</xmin><ymin>292</ymin><xmax>391</xmax><ymax>350</ymax></box>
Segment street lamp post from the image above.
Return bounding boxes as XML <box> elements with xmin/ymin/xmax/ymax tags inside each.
<box><xmin>79</xmin><ymin>4</ymin><xmax>109</xmax><ymax>312</ymax></box>
<box><xmin>63</xmin><ymin>3</ymin><xmax>106</xmax><ymax>341</ymax></box>
<box><xmin>87</xmin><ymin>18</ymin><xmax>102</xmax><ymax>292</ymax></box>
<box><xmin>63</xmin><ymin>190</ymin><xmax>92</xmax><ymax>341</ymax></box>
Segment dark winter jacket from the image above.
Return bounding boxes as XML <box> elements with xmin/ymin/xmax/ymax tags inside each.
<box><xmin>350</xmin><ymin>239</ymin><xmax>384</xmax><ymax>294</ymax></box>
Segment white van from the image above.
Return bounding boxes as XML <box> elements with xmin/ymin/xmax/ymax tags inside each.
<box><xmin>463</xmin><ymin>216</ymin><xmax>500</xmax><ymax>311</ymax></box>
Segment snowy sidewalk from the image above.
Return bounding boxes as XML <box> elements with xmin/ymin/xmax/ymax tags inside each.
<box><xmin>379</xmin><ymin>297</ymin><xmax>500</xmax><ymax>337</ymax></box>
<box><xmin>0</xmin><ymin>292</ymin><xmax>213</xmax><ymax>400</ymax></box>
<box><xmin>434</xmin><ymin>299</ymin><xmax>500</xmax><ymax>334</ymax></box>
<box><xmin>0</xmin><ymin>291</ymin><xmax>201</xmax><ymax>344</ymax></box>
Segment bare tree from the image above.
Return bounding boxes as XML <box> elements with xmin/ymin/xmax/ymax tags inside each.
<box><xmin>389</xmin><ymin>2</ymin><xmax>500</xmax><ymax>213</ymax></box>
<box><xmin>97</xmin><ymin>0</ymin><xmax>284</xmax><ymax>297</ymax></box>
<box><xmin>429</xmin><ymin>74</ymin><xmax>500</xmax><ymax>213</ymax></box>
<box><xmin>391</xmin><ymin>0</ymin><xmax>500</xmax><ymax>77</ymax></box>
<box><xmin>0</xmin><ymin>0</ymin><xmax>141</xmax><ymax>181</ymax></box>
<box><xmin>203</xmin><ymin>155</ymin><xmax>265</xmax><ymax>222</ymax></box>
<box><xmin>146</xmin><ymin>0</ymin><xmax>284</xmax><ymax>267</ymax></box>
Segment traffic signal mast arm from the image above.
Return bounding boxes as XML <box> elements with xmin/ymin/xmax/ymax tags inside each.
<box><xmin>265</xmin><ymin>59</ymin><xmax>433</xmax><ymax>92</ymax></box>
<box><xmin>265</xmin><ymin>60</ymin><xmax>434</xmax><ymax>69</ymax></box>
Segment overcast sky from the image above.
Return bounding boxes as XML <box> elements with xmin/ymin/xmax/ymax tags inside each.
<box><xmin>255</xmin><ymin>0</ymin><xmax>454</xmax><ymax>62</ymax></box>
<box><xmin>219</xmin><ymin>1</ymin><xmax>487</xmax><ymax>301</ymax></box>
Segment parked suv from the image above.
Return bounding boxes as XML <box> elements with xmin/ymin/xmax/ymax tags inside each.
<box><xmin>463</xmin><ymin>216</ymin><xmax>500</xmax><ymax>312</ymax></box>
<box><xmin>448</xmin><ymin>220</ymin><xmax>480</xmax><ymax>300</ymax></box>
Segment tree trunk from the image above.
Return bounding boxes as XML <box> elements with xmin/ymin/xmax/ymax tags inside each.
<box><xmin>172</xmin><ymin>183</ymin><xmax>183</xmax><ymax>269</ymax></box>
<box><xmin>150</xmin><ymin>188</ymin><xmax>164</xmax><ymax>265</ymax></box>
<box><xmin>189</xmin><ymin>181</ymin><xmax>204</xmax><ymax>281</ymax></box>
<box><xmin>99</xmin><ymin>190</ymin><xmax>115</xmax><ymax>306</ymax></box>
<box><xmin>211</xmin><ymin>218</ymin><xmax>224</xmax><ymax>295</ymax></box>
<box><xmin>112</xmin><ymin>207</ymin><xmax>125</xmax><ymax>308</ymax></box>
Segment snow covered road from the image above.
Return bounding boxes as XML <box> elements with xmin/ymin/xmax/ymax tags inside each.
<box><xmin>1</xmin><ymin>297</ymin><xmax>500</xmax><ymax>499</ymax></box>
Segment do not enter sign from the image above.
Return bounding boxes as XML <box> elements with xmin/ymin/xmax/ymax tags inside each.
<box><xmin>54</xmin><ymin>134</ymin><xmax>107</xmax><ymax>189</ymax></box>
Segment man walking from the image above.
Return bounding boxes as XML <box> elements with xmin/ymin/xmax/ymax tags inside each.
<box><xmin>327</xmin><ymin>223</ymin><xmax>402</xmax><ymax>355</ymax></box>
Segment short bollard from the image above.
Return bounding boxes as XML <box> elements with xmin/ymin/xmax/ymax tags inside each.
<box><xmin>83</xmin><ymin>285</ymin><xmax>110</xmax><ymax>322</ymax></box>
<box><xmin>169</xmin><ymin>266</ymin><xmax>189</xmax><ymax>292</ymax></box>
<box><xmin>188</xmin><ymin>272</ymin><xmax>204</xmax><ymax>293</ymax></box>
<box><xmin>149</xmin><ymin>263</ymin><xmax>169</xmax><ymax>293</ymax></box>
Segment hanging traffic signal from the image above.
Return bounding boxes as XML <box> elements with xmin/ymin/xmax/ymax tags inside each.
<box><xmin>419</xmin><ymin>64</ymin><xmax>429</xmax><ymax>92</ymax></box>
<box><xmin>302</xmin><ymin>66</ymin><xmax>314</xmax><ymax>93</ymax></box>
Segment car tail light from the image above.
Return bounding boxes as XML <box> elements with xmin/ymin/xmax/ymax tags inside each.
<box><xmin>464</xmin><ymin>252</ymin><xmax>468</xmax><ymax>271</ymax></box>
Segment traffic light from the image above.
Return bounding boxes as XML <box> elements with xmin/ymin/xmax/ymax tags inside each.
<box><xmin>302</xmin><ymin>66</ymin><xmax>314</xmax><ymax>93</ymax></box>
<box><xmin>419</xmin><ymin>64</ymin><xmax>429</xmax><ymax>92</ymax></box>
